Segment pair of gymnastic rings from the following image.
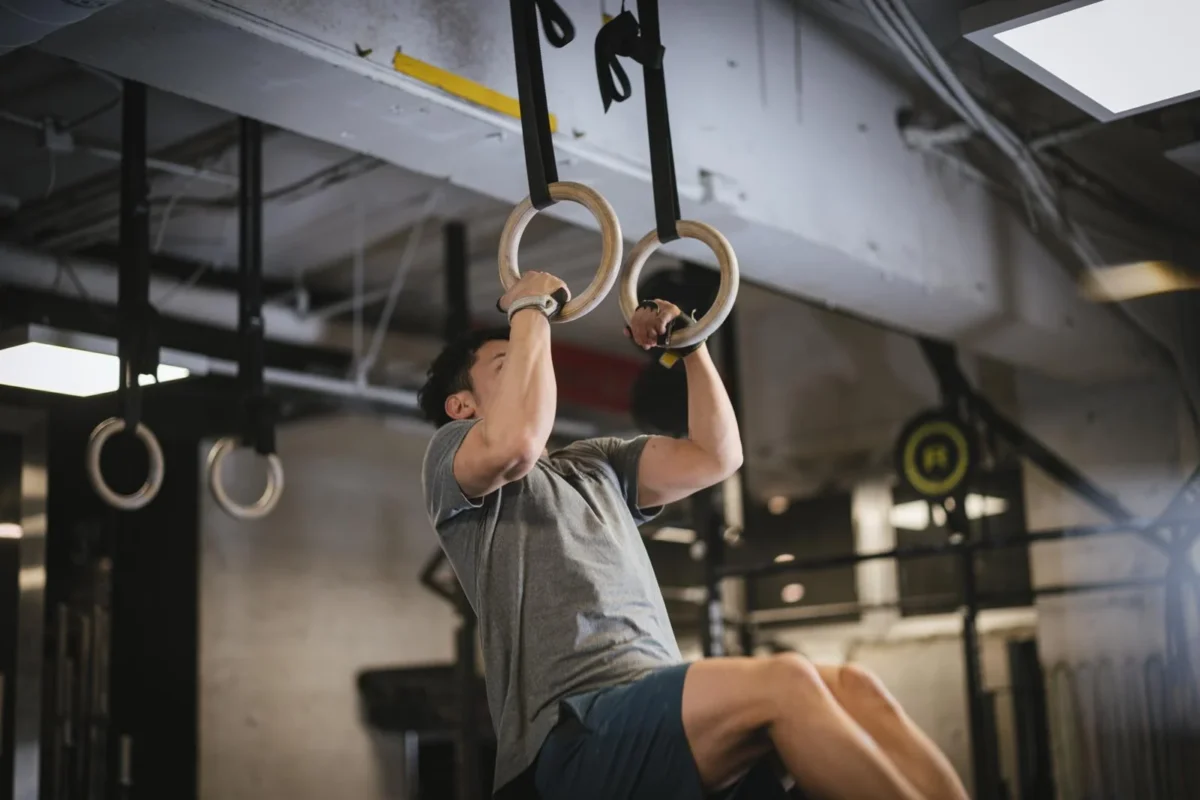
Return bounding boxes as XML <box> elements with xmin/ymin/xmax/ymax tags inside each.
<box><xmin>85</xmin><ymin>420</ymin><xmax>281</xmax><ymax>520</ymax></box>
<box><xmin>498</xmin><ymin>182</ymin><xmax>739</xmax><ymax>342</ymax></box>
<box><xmin>84</xmin><ymin>116</ymin><xmax>282</xmax><ymax>522</ymax></box>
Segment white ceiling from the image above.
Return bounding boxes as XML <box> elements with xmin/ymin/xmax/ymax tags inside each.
<box><xmin>3</xmin><ymin>2</ymin><xmax>1199</xmax><ymax>495</ymax></box>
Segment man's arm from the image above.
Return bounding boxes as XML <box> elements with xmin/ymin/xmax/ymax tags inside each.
<box><xmin>453</xmin><ymin>273</ymin><xmax>563</xmax><ymax>499</ymax></box>
<box><xmin>636</xmin><ymin>343</ymin><xmax>743</xmax><ymax>508</ymax></box>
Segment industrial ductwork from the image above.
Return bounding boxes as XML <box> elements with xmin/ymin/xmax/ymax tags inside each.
<box><xmin>0</xmin><ymin>0</ymin><xmax>124</xmax><ymax>55</ymax></box>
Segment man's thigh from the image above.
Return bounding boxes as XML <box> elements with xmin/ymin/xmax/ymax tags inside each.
<box><xmin>534</xmin><ymin>664</ymin><xmax>706</xmax><ymax>800</ymax></box>
<box><xmin>535</xmin><ymin>662</ymin><xmax>796</xmax><ymax>800</ymax></box>
<box><xmin>680</xmin><ymin>657</ymin><xmax>781</xmax><ymax>789</ymax></box>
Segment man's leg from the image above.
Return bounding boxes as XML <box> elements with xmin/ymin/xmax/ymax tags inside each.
<box><xmin>815</xmin><ymin>665</ymin><xmax>969</xmax><ymax>800</ymax></box>
<box><xmin>681</xmin><ymin>654</ymin><xmax>924</xmax><ymax>800</ymax></box>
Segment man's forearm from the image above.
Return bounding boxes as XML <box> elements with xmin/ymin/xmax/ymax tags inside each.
<box><xmin>682</xmin><ymin>344</ymin><xmax>742</xmax><ymax>473</ymax></box>
<box><xmin>481</xmin><ymin>311</ymin><xmax>556</xmax><ymax>456</ymax></box>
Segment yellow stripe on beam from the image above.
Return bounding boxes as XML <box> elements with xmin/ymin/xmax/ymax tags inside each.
<box><xmin>392</xmin><ymin>51</ymin><xmax>557</xmax><ymax>132</ymax></box>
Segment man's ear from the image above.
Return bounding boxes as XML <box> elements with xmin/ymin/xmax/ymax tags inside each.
<box><xmin>445</xmin><ymin>392</ymin><xmax>476</xmax><ymax>422</ymax></box>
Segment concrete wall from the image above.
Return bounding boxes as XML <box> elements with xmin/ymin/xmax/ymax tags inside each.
<box><xmin>736</xmin><ymin>283</ymin><xmax>1004</xmax><ymax>498</ymax></box>
<box><xmin>1016</xmin><ymin>372</ymin><xmax>1196</xmax><ymax>798</ymax></box>
<box><xmin>199</xmin><ymin>414</ymin><xmax>456</xmax><ymax>800</ymax></box>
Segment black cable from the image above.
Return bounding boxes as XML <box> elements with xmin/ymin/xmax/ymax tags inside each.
<box><xmin>509</xmin><ymin>0</ymin><xmax>575</xmax><ymax>210</ymax></box>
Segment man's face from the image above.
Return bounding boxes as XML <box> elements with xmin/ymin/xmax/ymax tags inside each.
<box><xmin>445</xmin><ymin>339</ymin><xmax>507</xmax><ymax>422</ymax></box>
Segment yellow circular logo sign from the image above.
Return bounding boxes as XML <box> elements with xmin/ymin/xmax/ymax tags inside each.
<box><xmin>896</xmin><ymin>412</ymin><xmax>973</xmax><ymax>498</ymax></box>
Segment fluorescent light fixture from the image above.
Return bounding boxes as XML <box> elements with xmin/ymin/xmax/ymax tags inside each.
<box><xmin>774</xmin><ymin>553</ymin><xmax>795</xmax><ymax>564</ymax></box>
<box><xmin>651</xmin><ymin>526</ymin><xmax>697</xmax><ymax>545</ymax></box>
<box><xmin>963</xmin><ymin>0</ymin><xmax>1200</xmax><ymax>121</ymax></box>
<box><xmin>0</xmin><ymin>325</ymin><xmax>190</xmax><ymax>397</ymax></box>
<box><xmin>0</xmin><ymin>523</ymin><xmax>21</xmax><ymax>539</ymax></box>
<box><xmin>1079</xmin><ymin>261</ymin><xmax>1200</xmax><ymax>302</ymax></box>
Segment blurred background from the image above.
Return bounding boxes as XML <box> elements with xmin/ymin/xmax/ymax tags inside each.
<box><xmin>1</xmin><ymin>0</ymin><xmax>1199</xmax><ymax>798</ymax></box>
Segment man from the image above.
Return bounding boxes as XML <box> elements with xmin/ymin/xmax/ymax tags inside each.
<box><xmin>419</xmin><ymin>270</ymin><xmax>968</xmax><ymax>800</ymax></box>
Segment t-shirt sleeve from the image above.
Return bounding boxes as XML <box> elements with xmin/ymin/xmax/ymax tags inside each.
<box><xmin>572</xmin><ymin>435</ymin><xmax>662</xmax><ymax>525</ymax></box>
<box><xmin>421</xmin><ymin>419</ymin><xmax>485</xmax><ymax>527</ymax></box>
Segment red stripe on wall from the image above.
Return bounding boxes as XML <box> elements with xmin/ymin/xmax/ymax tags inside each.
<box><xmin>551</xmin><ymin>341</ymin><xmax>643</xmax><ymax>414</ymax></box>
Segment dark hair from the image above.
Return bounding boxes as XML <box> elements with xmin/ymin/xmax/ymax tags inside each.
<box><xmin>418</xmin><ymin>327</ymin><xmax>510</xmax><ymax>427</ymax></box>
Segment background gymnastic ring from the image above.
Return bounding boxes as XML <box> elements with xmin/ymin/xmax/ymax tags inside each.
<box><xmin>206</xmin><ymin>436</ymin><xmax>285</xmax><ymax>521</ymax></box>
<box><xmin>498</xmin><ymin>181</ymin><xmax>623</xmax><ymax>323</ymax></box>
<box><xmin>618</xmin><ymin>220</ymin><xmax>739</xmax><ymax>350</ymax></box>
<box><xmin>86</xmin><ymin>417</ymin><xmax>165</xmax><ymax>511</ymax></box>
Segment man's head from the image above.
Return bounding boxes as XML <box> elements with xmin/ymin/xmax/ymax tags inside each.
<box><xmin>418</xmin><ymin>328</ymin><xmax>511</xmax><ymax>427</ymax></box>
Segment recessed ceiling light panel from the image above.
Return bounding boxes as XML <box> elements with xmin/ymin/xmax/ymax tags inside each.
<box><xmin>963</xmin><ymin>0</ymin><xmax>1200</xmax><ymax>121</ymax></box>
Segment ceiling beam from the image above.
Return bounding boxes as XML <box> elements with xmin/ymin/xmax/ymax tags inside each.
<box><xmin>38</xmin><ymin>0</ymin><xmax>1159</xmax><ymax>382</ymax></box>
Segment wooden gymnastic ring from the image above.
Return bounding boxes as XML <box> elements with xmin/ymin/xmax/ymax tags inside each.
<box><xmin>619</xmin><ymin>220</ymin><xmax>739</xmax><ymax>349</ymax></box>
<box><xmin>498</xmin><ymin>181</ymin><xmax>623</xmax><ymax>322</ymax></box>
<box><xmin>86</xmin><ymin>417</ymin><xmax>165</xmax><ymax>511</ymax></box>
<box><xmin>206</xmin><ymin>436</ymin><xmax>285</xmax><ymax>521</ymax></box>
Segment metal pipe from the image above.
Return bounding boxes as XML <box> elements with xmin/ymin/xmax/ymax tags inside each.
<box><xmin>79</xmin><ymin>145</ymin><xmax>239</xmax><ymax>187</ymax></box>
<box><xmin>745</xmin><ymin>576</ymin><xmax>1195</xmax><ymax>627</ymax></box>
<box><xmin>716</xmin><ymin>519</ymin><xmax>1165</xmax><ymax>580</ymax></box>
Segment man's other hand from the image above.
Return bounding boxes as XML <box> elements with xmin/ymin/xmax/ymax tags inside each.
<box><xmin>625</xmin><ymin>299</ymin><xmax>682</xmax><ymax>350</ymax></box>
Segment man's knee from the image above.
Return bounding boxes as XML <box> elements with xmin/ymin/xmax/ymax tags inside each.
<box><xmin>763</xmin><ymin>653</ymin><xmax>828</xmax><ymax>705</ymax></box>
<box><xmin>834</xmin><ymin>663</ymin><xmax>901</xmax><ymax>714</ymax></box>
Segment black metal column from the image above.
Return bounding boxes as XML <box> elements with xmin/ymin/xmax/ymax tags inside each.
<box><xmin>718</xmin><ymin>309</ymin><xmax>754</xmax><ymax>656</ymax></box>
<box><xmin>699</xmin><ymin>488</ymin><xmax>724</xmax><ymax>658</ymax></box>
<box><xmin>454</xmin><ymin>618</ymin><xmax>480</xmax><ymax>800</ymax></box>
<box><xmin>1009</xmin><ymin>639</ymin><xmax>1056</xmax><ymax>800</ymax></box>
<box><xmin>109</xmin><ymin>79</ymin><xmax>149</xmax><ymax>800</ymax></box>
<box><xmin>445</xmin><ymin>219</ymin><xmax>481</xmax><ymax>800</ymax></box>
<box><xmin>444</xmin><ymin>222</ymin><xmax>469</xmax><ymax>338</ymax></box>
<box><xmin>954</xmin><ymin>508</ymin><xmax>992</xmax><ymax>800</ymax></box>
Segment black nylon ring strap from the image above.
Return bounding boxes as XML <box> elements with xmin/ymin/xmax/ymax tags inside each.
<box><xmin>117</xmin><ymin>79</ymin><xmax>159</xmax><ymax>432</ymax></box>
<box><xmin>238</xmin><ymin>117</ymin><xmax>276</xmax><ymax>457</ymax></box>
<box><xmin>510</xmin><ymin>0</ymin><xmax>576</xmax><ymax>211</ymax></box>
<box><xmin>594</xmin><ymin>0</ymin><xmax>680</xmax><ymax>244</ymax></box>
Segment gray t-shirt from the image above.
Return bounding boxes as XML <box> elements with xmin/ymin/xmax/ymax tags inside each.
<box><xmin>421</xmin><ymin>419</ymin><xmax>683</xmax><ymax>793</ymax></box>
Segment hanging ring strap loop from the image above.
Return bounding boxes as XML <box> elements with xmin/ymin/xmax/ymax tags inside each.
<box><xmin>594</xmin><ymin>10</ymin><xmax>663</xmax><ymax>112</ymax></box>
<box><xmin>535</xmin><ymin>0</ymin><xmax>575</xmax><ymax>47</ymax></box>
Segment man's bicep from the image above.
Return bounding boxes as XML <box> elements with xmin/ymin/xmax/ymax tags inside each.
<box><xmin>636</xmin><ymin>436</ymin><xmax>719</xmax><ymax>508</ymax></box>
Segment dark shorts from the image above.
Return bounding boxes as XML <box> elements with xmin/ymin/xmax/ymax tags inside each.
<box><xmin>533</xmin><ymin>663</ymin><xmax>797</xmax><ymax>800</ymax></box>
